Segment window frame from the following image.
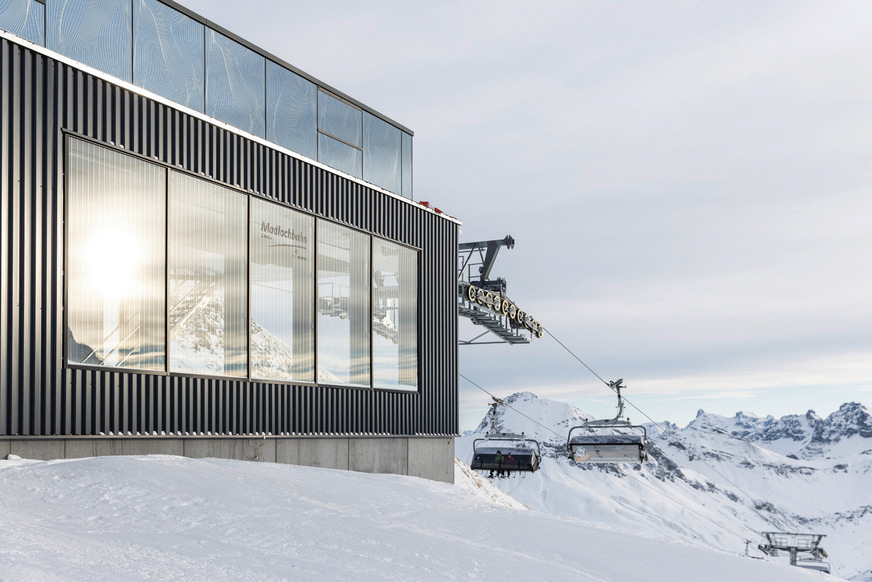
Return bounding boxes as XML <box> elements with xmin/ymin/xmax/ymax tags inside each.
<box><xmin>63</xmin><ymin>132</ymin><xmax>421</xmax><ymax>393</ymax></box>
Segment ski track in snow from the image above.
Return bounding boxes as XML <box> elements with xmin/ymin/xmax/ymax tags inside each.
<box><xmin>0</xmin><ymin>454</ymin><xmax>834</xmax><ymax>581</ymax></box>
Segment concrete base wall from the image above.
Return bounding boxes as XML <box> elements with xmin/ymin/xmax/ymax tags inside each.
<box><xmin>0</xmin><ymin>436</ymin><xmax>455</xmax><ymax>484</ymax></box>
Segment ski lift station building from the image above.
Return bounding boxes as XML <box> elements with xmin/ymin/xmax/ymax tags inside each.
<box><xmin>0</xmin><ymin>0</ymin><xmax>459</xmax><ymax>482</ymax></box>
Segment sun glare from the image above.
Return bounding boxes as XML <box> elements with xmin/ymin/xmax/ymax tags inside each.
<box><xmin>84</xmin><ymin>229</ymin><xmax>141</xmax><ymax>298</ymax></box>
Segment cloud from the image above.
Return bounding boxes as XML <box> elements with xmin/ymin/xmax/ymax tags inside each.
<box><xmin>185</xmin><ymin>0</ymin><xmax>872</xmax><ymax>430</ymax></box>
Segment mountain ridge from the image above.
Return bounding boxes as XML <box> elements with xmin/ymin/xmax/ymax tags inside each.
<box><xmin>457</xmin><ymin>392</ymin><xmax>872</xmax><ymax>581</ymax></box>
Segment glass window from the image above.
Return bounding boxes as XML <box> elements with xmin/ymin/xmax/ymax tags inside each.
<box><xmin>47</xmin><ymin>0</ymin><xmax>132</xmax><ymax>82</ymax></box>
<box><xmin>250</xmin><ymin>198</ymin><xmax>314</xmax><ymax>381</ymax></box>
<box><xmin>372</xmin><ymin>240</ymin><xmax>417</xmax><ymax>391</ymax></box>
<box><xmin>402</xmin><ymin>132</ymin><xmax>413</xmax><ymax>199</ymax></box>
<box><xmin>317</xmin><ymin>220</ymin><xmax>370</xmax><ymax>387</ymax></box>
<box><xmin>266</xmin><ymin>61</ymin><xmax>317</xmax><ymax>161</ymax></box>
<box><xmin>0</xmin><ymin>0</ymin><xmax>45</xmax><ymax>46</ymax></box>
<box><xmin>363</xmin><ymin>112</ymin><xmax>401</xmax><ymax>194</ymax></box>
<box><xmin>318</xmin><ymin>133</ymin><xmax>362</xmax><ymax>179</ymax></box>
<box><xmin>133</xmin><ymin>0</ymin><xmax>204</xmax><ymax>113</ymax></box>
<box><xmin>168</xmin><ymin>172</ymin><xmax>247</xmax><ymax>377</ymax></box>
<box><xmin>67</xmin><ymin>138</ymin><xmax>166</xmax><ymax>370</ymax></box>
<box><xmin>317</xmin><ymin>90</ymin><xmax>361</xmax><ymax>147</ymax></box>
<box><xmin>206</xmin><ymin>29</ymin><xmax>265</xmax><ymax>138</ymax></box>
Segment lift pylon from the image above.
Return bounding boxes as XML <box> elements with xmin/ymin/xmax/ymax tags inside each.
<box><xmin>758</xmin><ymin>532</ymin><xmax>830</xmax><ymax>573</ymax></box>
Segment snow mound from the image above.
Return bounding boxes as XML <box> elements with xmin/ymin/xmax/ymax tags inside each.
<box><xmin>453</xmin><ymin>457</ymin><xmax>529</xmax><ymax>510</ymax></box>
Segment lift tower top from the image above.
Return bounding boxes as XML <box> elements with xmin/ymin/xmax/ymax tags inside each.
<box><xmin>458</xmin><ymin>236</ymin><xmax>543</xmax><ymax>345</ymax></box>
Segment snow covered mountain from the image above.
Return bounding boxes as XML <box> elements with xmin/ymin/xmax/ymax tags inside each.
<box><xmin>691</xmin><ymin>402</ymin><xmax>872</xmax><ymax>459</ymax></box>
<box><xmin>457</xmin><ymin>392</ymin><xmax>872</xmax><ymax>581</ymax></box>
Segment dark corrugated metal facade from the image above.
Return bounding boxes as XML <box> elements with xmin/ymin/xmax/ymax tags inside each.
<box><xmin>0</xmin><ymin>37</ymin><xmax>459</xmax><ymax>437</ymax></box>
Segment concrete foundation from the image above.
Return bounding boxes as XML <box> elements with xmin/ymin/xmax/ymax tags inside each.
<box><xmin>0</xmin><ymin>436</ymin><xmax>456</xmax><ymax>483</ymax></box>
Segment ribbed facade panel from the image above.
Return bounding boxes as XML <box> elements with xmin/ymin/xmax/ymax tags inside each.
<box><xmin>0</xmin><ymin>37</ymin><xmax>458</xmax><ymax>437</ymax></box>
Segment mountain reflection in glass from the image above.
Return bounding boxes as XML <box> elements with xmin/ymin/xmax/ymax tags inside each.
<box><xmin>317</xmin><ymin>90</ymin><xmax>361</xmax><ymax>147</ymax></box>
<box><xmin>169</xmin><ymin>172</ymin><xmax>247</xmax><ymax>376</ymax></box>
<box><xmin>250</xmin><ymin>198</ymin><xmax>314</xmax><ymax>381</ymax></box>
<box><xmin>0</xmin><ymin>0</ymin><xmax>44</xmax><ymax>45</ymax></box>
<box><xmin>318</xmin><ymin>134</ymin><xmax>362</xmax><ymax>179</ymax></box>
<box><xmin>133</xmin><ymin>0</ymin><xmax>205</xmax><ymax>113</ymax></box>
<box><xmin>317</xmin><ymin>220</ymin><xmax>370</xmax><ymax>387</ymax></box>
<box><xmin>47</xmin><ymin>0</ymin><xmax>132</xmax><ymax>82</ymax></box>
<box><xmin>66</xmin><ymin>138</ymin><xmax>166</xmax><ymax>370</ymax></box>
<box><xmin>372</xmin><ymin>240</ymin><xmax>417</xmax><ymax>391</ymax></box>
<box><xmin>363</xmin><ymin>112</ymin><xmax>401</xmax><ymax>194</ymax></box>
<box><xmin>206</xmin><ymin>29</ymin><xmax>265</xmax><ymax>138</ymax></box>
<box><xmin>402</xmin><ymin>132</ymin><xmax>413</xmax><ymax>199</ymax></box>
<box><xmin>266</xmin><ymin>62</ymin><xmax>317</xmax><ymax>161</ymax></box>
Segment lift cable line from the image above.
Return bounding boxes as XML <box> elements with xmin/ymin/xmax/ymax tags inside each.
<box><xmin>543</xmin><ymin>328</ymin><xmax>610</xmax><ymax>387</ymax></box>
<box><xmin>541</xmin><ymin>327</ymin><xmax>795</xmax><ymax>533</ymax></box>
<box><xmin>458</xmin><ymin>374</ymin><xmax>751</xmax><ymax>544</ymax></box>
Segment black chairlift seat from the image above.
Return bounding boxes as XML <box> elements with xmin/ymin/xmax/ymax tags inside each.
<box><xmin>567</xmin><ymin>426</ymin><xmax>648</xmax><ymax>464</ymax></box>
<box><xmin>470</xmin><ymin>434</ymin><xmax>541</xmax><ymax>473</ymax></box>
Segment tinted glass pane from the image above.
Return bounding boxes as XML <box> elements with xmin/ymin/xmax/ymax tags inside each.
<box><xmin>402</xmin><ymin>132</ymin><xmax>413</xmax><ymax>199</ymax></box>
<box><xmin>47</xmin><ymin>0</ymin><xmax>132</xmax><ymax>82</ymax></box>
<box><xmin>317</xmin><ymin>220</ymin><xmax>370</xmax><ymax>387</ymax></box>
<box><xmin>0</xmin><ymin>0</ymin><xmax>44</xmax><ymax>45</ymax></box>
<box><xmin>169</xmin><ymin>172</ymin><xmax>247</xmax><ymax>377</ymax></box>
<box><xmin>67</xmin><ymin>138</ymin><xmax>166</xmax><ymax>371</ymax></box>
<box><xmin>363</xmin><ymin>112</ymin><xmax>401</xmax><ymax>194</ymax></box>
<box><xmin>206</xmin><ymin>29</ymin><xmax>265</xmax><ymax>138</ymax></box>
<box><xmin>133</xmin><ymin>0</ymin><xmax>204</xmax><ymax>112</ymax></box>
<box><xmin>318</xmin><ymin>90</ymin><xmax>360</xmax><ymax>147</ymax></box>
<box><xmin>251</xmin><ymin>198</ymin><xmax>314</xmax><ymax>381</ymax></box>
<box><xmin>318</xmin><ymin>134</ymin><xmax>361</xmax><ymax>179</ymax></box>
<box><xmin>372</xmin><ymin>240</ymin><xmax>417</xmax><ymax>391</ymax></box>
<box><xmin>266</xmin><ymin>62</ymin><xmax>317</xmax><ymax>161</ymax></box>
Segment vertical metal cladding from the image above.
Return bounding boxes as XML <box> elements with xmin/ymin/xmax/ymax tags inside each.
<box><xmin>0</xmin><ymin>37</ymin><xmax>458</xmax><ymax>437</ymax></box>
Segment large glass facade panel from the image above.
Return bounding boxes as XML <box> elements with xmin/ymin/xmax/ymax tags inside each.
<box><xmin>317</xmin><ymin>221</ymin><xmax>370</xmax><ymax>387</ymax></box>
<box><xmin>402</xmin><ymin>132</ymin><xmax>413</xmax><ymax>199</ymax></box>
<box><xmin>47</xmin><ymin>0</ymin><xmax>132</xmax><ymax>82</ymax></box>
<box><xmin>169</xmin><ymin>172</ymin><xmax>247</xmax><ymax>376</ymax></box>
<box><xmin>317</xmin><ymin>90</ymin><xmax>361</xmax><ymax>147</ymax></box>
<box><xmin>0</xmin><ymin>0</ymin><xmax>45</xmax><ymax>45</ymax></box>
<box><xmin>266</xmin><ymin>62</ymin><xmax>317</xmax><ymax>161</ymax></box>
<box><xmin>206</xmin><ymin>29</ymin><xmax>265</xmax><ymax>138</ymax></box>
<box><xmin>372</xmin><ymin>240</ymin><xmax>417</xmax><ymax>391</ymax></box>
<box><xmin>133</xmin><ymin>0</ymin><xmax>204</xmax><ymax>112</ymax></box>
<box><xmin>363</xmin><ymin>112</ymin><xmax>401</xmax><ymax>194</ymax></box>
<box><xmin>67</xmin><ymin>138</ymin><xmax>166</xmax><ymax>370</ymax></box>
<box><xmin>318</xmin><ymin>134</ymin><xmax>362</xmax><ymax>179</ymax></box>
<box><xmin>250</xmin><ymin>198</ymin><xmax>314</xmax><ymax>381</ymax></box>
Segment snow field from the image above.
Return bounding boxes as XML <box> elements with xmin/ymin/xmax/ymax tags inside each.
<box><xmin>0</xmin><ymin>454</ymin><xmax>832</xmax><ymax>581</ymax></box>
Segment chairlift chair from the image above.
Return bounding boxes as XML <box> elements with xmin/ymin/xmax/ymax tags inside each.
<box><xmin>470</xmin><ymin>433</ymin><xmax>542</xmax><ymax>473</ymax></box>
<box><xmin>795</xmin><ymin>559</ymin><xmax>831</xmax><ymax>574</ymax></box>
<box><xmin>567</xmin><ymin>379</ymin><xmax>649</xmax><ymax>464</ymax></box>
<box><xmin>469</xmin><ymin>398</ymin><xmax>542</xmax><ymax>474</ymax></box>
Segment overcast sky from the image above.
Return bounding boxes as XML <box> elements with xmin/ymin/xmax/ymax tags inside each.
<box><xmin>187</xmin><ymin>0</ymin><xmax>872</xmax><ymax>430</ymax></box>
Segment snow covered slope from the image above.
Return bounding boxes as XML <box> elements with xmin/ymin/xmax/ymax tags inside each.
<box><xmin>0</xmin><ymin>455</ymin><xmax>832</xmax><ymax>581</ymax></box>
<box><xmin>457</xmin><ymin>392</ymin><xmax>872</xmax><ymax>581</ymax></box>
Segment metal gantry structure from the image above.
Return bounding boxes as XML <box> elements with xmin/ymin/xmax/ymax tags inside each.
<box><xmin>458</xmin><ymin>236</ymin><xmax>543</xmax><ymax>345</ymax></box>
